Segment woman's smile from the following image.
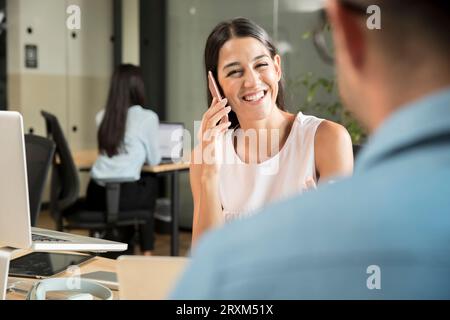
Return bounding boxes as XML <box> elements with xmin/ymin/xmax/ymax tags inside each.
<box><xmin>240</xmin><ymin>89</ymin><xmax>268</xmax><ymax>105</ymax></box>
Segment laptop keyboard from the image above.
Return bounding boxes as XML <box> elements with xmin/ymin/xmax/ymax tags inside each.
<box><xmin>32</xmin><ymin>234</ymin><xmax>69</xmax><ymax>242</ymax></box>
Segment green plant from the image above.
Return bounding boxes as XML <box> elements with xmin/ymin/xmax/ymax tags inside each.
<box><xmin>285</xmin><ymin>29</ymin><xmax>368</xmax><ymax>145</ymax></box>
<box><xmin>286</xmin><ymin>72</ymin><xmax>367</xmax><ymax>145</ymax></box>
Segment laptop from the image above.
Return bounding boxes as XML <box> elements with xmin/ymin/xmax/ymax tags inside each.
<box><xmin>117</xmin><ymin>255</ymin><xmax>188</xmax><ymax>299</ymax></box>
<box><xmin>0</xmin><ymin>111</ymin><xmax>127</xmax><ymax>252</ymax></box>
<box><xmin>159</xmin><ymin>122</ymin><xmax>184</xmax><ymax>164</ymax></box>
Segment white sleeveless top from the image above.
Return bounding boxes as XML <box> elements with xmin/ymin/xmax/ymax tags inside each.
<box><xmin>218</xmin><ymin>112</ymin><xmax>324</xmax><ymax>221</ymax></box>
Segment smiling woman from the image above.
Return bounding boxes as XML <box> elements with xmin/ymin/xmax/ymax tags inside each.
<box><xmin>217</xmin><ymin>38</ymin><xmax>281</xmax><ymax>123</ymax></box>
<box><xmin>204</xmin><ymin>18</ymin><xmax>287</xmax><ymax>129</ymax></box>
<box><xmin>190</xmin><ymin>17</ymin><xmax>354</xmax><ymax>245</ymax></box>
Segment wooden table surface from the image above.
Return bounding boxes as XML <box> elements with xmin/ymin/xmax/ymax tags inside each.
<box><xmin>73</xmin><ymin>149</ymin><xmax>190</xmax><ymax>173</ymax></box>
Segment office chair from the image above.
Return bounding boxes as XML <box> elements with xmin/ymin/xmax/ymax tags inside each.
<box><xmin>40</xmin><ymin>110</ymin><xmax>150</xmax><ymax>242</ymax></box>
<box><xmin>24</xmin><ymin>134</ymin><xmax>56</xmax><ymax>226</ymax></box>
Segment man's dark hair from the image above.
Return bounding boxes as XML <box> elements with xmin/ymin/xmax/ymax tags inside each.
<box><xmin>345</xmin><ymin>0</ymin><xmax>450</xmax><ymax>60</ymax></box>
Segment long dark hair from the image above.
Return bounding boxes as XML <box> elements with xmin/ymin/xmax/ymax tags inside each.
<box><xmin>204</xmin><ymin>17</ymin><xmax>286</xmax><ymax>128</ymax></box>
<box><xmin>98</xmin><ymin>64</ymin><xmax>147</xmax><ymax>157</ymax></box>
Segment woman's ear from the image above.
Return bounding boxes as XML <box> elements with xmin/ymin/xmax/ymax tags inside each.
<box><xmin>273</xmin><ymin>54</ymin><xmax>282</xmax><ymax>81</ymax></box>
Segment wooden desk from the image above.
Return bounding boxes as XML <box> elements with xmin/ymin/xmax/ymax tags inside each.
<box><xmin>74</xmin><ymin>150</ymin><xmax>190</xmax><ymax>174</ymax></box>
<box><xmin>73</xmin><ymin>150</ymin><xmax>190</xmax><ymax>256</ymax></box>
<box><xmin>7</xmin><ymin>250</ymin><xmax>118</xmax><ymax>300</ymax></box>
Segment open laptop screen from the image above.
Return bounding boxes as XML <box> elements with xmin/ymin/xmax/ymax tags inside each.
<box><xmin>0</xmin><ymin>111</ymin><xmax>32</xmax><ymax>249</ymax></box>
<box><xmin>159</xmin><ymin>122</ymin><xmax>184</xmax><ymax>161</ymax></box>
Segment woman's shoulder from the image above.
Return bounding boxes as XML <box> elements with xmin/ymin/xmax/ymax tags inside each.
<box><xmin>128</xmin><ymin>105</ymin><xmax>159</xmax><ymax>122</ymax></box>
<box><xmin>287</xmin><ymin>111</ymin><xmax>325</xmax><ymax>139</ymax></box>
<box><xmin>314</xmin><ymin>120</ymin><xmax>352</xmax><ymax>161</ymax></box>
<box><xmin>314</xmin><ymin>120</ymin><xmax>354</xmax><ymax>179</ymax></box>
<box><xmin>294</xmin><ymin>110</ymin><xmax>324</xmax><ymax>126</ymax></box>
<box><xmin>291</xmin><ymin>111</ymin><xmax>351</xmax><ymax>150</ymax></box>
<box><xmin>315</xmin><ymin>120</ymin><xmax>350</xmax><ymax>144</ymax></box>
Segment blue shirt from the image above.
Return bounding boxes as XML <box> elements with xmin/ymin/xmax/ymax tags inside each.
<box><xmin>91</xmin><ymin>105</ymin><xmax>161</xmax><ymax>181</ymax></box>
<box><xmin>171</xmin><ymin>88</ymin><xmax>450</xmax><ymax>299</ymax></box>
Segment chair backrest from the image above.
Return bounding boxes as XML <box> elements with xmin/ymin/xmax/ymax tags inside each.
<box><xmin>24</xmin><ymin>134</ymin><xmax>55</xmax><ymax>226</ymax></box>
<box><xmin>41</xmin><ymin>111</ymin><xmax>80</xmax><ymax>223</ymax></box>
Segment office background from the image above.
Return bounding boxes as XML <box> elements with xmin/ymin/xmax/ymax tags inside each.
<box><xmin>3</xmin><ymin>0</ymin><xmax>336</xmax><ymax>229</ymax></box>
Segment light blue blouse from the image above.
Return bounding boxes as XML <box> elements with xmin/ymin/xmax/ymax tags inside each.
<box><xmin>91</xmin><ymin>105</ymin><xmax>161</xmax><ymax>181</ymax></box>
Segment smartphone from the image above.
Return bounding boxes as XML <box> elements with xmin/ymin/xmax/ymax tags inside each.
<box><xmin>208</xmin><ymin>70</ymin><xmax>229</xmax><ymax>124</ymax></box>
<box><xmin>208</xmin><ymin>70</ymin><xmax>223</xmax><ymax>100</ymax></box>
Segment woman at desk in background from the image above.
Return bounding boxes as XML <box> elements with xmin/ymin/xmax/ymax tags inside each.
<box><xmin>190</xmin><ymin>18</ymin><xmax>354</xmax><ymax>245</ymax></box>
<box><xmin>86</xmin><ymin>64</ymin><xmax>161</xmax><ymax>256</ymax></box>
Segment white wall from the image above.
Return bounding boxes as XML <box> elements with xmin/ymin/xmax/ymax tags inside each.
<box><xmin>7</xmin><ymin>0</ymin><xmax>113</xmax><ymax>147</ymax></box>
<box><xmin>7</xmin><ymin>0</ymin><xmax>114</xmax><ymax>201</ymax></box>
<box><xmin>7</xmin><ymin>0</ymin><xmax>68</xmax><ymax>136</ymax></box>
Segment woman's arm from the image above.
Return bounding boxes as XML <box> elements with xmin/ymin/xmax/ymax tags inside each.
<box><xmin>190</xmin><ymin>98</ymin><xmax>231</xmax><ymax>246</ymax></box>
<box><xmin>190</xmin><ymin>147</ymin><xmax>224</xmax><ymax>247</ymax></box>
<box><xmin>314</xmin><ymin>120</ymin><xmax>354</xmax><ymax>182</ymax></box>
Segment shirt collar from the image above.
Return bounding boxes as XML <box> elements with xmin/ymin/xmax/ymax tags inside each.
<box><xmin>355</xmin><ymin>87</ymin><xmax>450</xmax><ymax>173</ymax></box>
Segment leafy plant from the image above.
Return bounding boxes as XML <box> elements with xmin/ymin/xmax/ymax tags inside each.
<box><xmin>286</xmin><ymin>30</ymin><xmax>368</xmax><ymax>145</ymax></box>
<box><xmin>286</xmin><ymin>72</ymin><xmax>367</xmax><ymax>144</ymax></box>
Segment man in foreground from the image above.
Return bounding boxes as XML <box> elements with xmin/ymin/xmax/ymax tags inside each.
<box><xmin>172</xmin><ymin>0</ymin><xmax>450</xmax><ymax>299</ymax></box>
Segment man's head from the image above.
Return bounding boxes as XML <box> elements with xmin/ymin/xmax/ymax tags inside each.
<box><xmin>326</xmin><ymin>0</ymin><xmax>450</xmax><ymax>132</ymax></box>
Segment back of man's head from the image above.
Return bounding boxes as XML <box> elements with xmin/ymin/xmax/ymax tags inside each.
<box><xmin>328</xmin><ymin>0</ymin><xmax>450</xmax><ymax>131</ymax></box>
<box><xmin>365</xmin><ymin>0</ymin><xmax>449</xmax><ymax>63</ymax></box>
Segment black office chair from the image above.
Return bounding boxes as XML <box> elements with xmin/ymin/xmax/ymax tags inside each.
<box><xmin>40</xmin><ymin>110</ymin><xmax>150</xmax><ymax>241</ymax></box>
<box><xmin>24</xmin><ymin>134</ymin><xmax>56</xmax><ymax>226</ymax></box>
<box><xmin>41</xmin><ymin>111</ymin><xmax>80</xmax><ymax>230</ymax></box>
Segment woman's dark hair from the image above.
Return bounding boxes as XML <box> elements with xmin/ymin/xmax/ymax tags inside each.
<box><xmin>204</xmin><ymin>17</ymin><xmax>286</xmax><ymax>128</ymax></box>
<box><xmin>98</xmin><ymin>64</ymin><xmax>147</xmax><ymax>157</ymax></box>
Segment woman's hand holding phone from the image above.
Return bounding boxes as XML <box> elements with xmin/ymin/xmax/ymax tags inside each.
<box><xmin>197</xmin><ymin>71</ymin><xmax>232</xmax><ymax>175</ymax></box>
<box><xmin>208</xmin><ymin>71</ymin><xmax>229</xmax><ymax>125</ymax></box>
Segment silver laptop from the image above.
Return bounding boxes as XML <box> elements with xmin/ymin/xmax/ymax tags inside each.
<box><xmin>0</xmin><ymin>111</ymin><xmax>127</xmax><ymax>252</ymax></box>
<box><xmin>159</xmin><ymin>122</ymin><xmax>184</xmax><ymax>164</ymax></box>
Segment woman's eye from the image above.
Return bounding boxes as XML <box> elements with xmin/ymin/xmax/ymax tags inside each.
<box><xmin>227</xmin><ymin>70</ymin><xmax>242</xmax><ymax>77</ymax></box>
